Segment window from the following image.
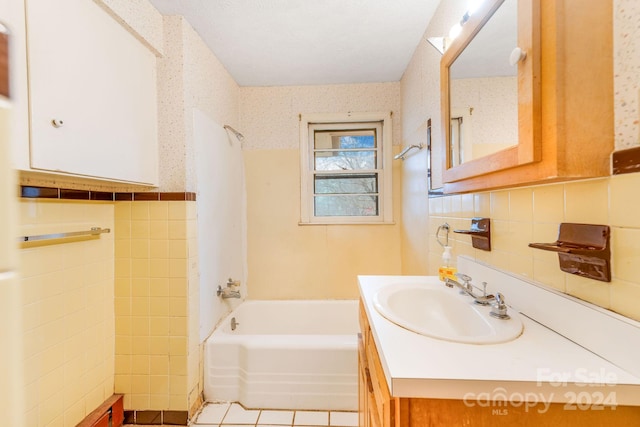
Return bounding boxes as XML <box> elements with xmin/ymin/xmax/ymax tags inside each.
<box><xmin>300</xmin><ymin>112</ymin><xmax>393</xmax><ymax>224</ymax></box>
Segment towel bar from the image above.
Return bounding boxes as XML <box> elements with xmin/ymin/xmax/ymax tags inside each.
<box><xmin>20</xmin><ymin>227</ymin><xmax>111</xmax><ymax>243</ymax></box>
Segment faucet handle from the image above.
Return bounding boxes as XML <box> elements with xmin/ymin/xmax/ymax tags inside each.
<box><xmin>473</xmin><ymin>281</ymin><xmax>495</xmax><ymax>306</ymax></box>
<box><xmin>490</xmin><ymin>292</ymin><xmax>511</xmax><ymax>320</ymax></box>
<box><xmin>455</xmin><ymin>273</ymin><xmax>472</xmax><ymax>284</ymax></box>
<box><xmin>455</xmin><ymin>273</ymin><xmax>473</xmax><ymax>295</ymax></box>
<box><xmin>227</xmin><ymin>278</ymin><xmax>240</xmax><ymax>287</ymax></box>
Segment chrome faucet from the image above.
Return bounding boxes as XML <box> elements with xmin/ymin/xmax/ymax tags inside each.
<box><xmin>217</xmin><ymin>278</ymin><xmax>241</xmax><ymax>299</ymax></box>
<box><xmin>446</xmin><ymin>273</ymin><xmax>511</xmax><ymax>320</ymax></box>
<box><xmin>445</xmin><ymin>273</ymin><xmax>495</xmax><ymax>305</ymax></box>
<box><xmin>445</xmin><ymin>273</ymin><xmax>476</xmax><ymax>296</ymax></box>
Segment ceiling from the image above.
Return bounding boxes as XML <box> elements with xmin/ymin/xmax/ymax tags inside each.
<box><xmin>148</xmin><ymin>0</ymin><xmax>441</xmax><ymax>87</ymax></box>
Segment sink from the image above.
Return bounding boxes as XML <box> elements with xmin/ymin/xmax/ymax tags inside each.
<box><xmin>373</xmin><ymin>282</ymin><xmax>523</xmax><ymax>344</ymax></box>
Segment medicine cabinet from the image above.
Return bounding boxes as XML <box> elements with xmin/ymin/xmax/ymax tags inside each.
<box><xmin>441</xmin><ymin>0</ymin><xmax>613</xmax><ymax>194</ymax></box>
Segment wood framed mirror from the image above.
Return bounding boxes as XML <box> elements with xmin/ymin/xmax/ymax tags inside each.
<box><xmin>441</xmin><ymin>0</ymin><xmax>541</xmax><ymax>188</ymax></box>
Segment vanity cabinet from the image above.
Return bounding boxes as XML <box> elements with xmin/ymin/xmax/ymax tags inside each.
<box><xmin>18</xmin><ymin>0</ymin><xmax>158</xmax><ymax>185</ymax></box>
<box><xmin>358</xmin><ymin>301</ymin><xmax>401</xmax><ymax>427</ymax></box>
<box><xmin>441</xmin><ymin>0</ymin><xmax>613</xmax><ymax>194</ymax></box>
<box><xmin>358</xmin><ymin>300</ymin><xmax>640</xmax><ymax>427</ymax></box>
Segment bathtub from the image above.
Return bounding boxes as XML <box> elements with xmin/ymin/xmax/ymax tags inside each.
<box><xmin>203</xmin><ymin>299</ymin><xmax>359</xmax><ymax>411</ymax></box>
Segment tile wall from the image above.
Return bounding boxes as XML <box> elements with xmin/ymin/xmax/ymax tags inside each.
<box><xmin>428</xmin><ymin>176</ymin><xmax>640</xmax><ymax>322</ymax></box>
<box><xmin>113</xmin><ymin>200</ymin><xmax>200</xmax><ymax>413</ymax></box>
<box><xmin>19</xmin><ymin>199</ymin><xmax>115</xmax><ymax>426</ymax></box>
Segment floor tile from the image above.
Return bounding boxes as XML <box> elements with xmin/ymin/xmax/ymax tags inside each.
<box><xmin>222</xmin><ymin>403</ymin><xmax>260</xmax><ymax>424</ymax></box>
<box><xmin>294</xmin><ymin>411</ymin><xmax>329</xmax><ymax>426</ymax></box>
<box><xmin>329</xmin><ymin>411</ymin><xmax>358</xmax><ymax>426</ymax></box>
<box><xmin>195</xmin><ymin>402</ymin><xmax>230</xmax><ymax>424</ymax></box>
<box><xmin>258</xmin><ymin>410</ymin><xmax>295</xmax><ymax>425</ymax></box>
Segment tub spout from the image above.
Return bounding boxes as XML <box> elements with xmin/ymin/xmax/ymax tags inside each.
<box><xmin>217</xmin><ymin>285</ymin><xmax>241</xmax><ymax>299</ymax></box>
<box><xmin>217</xmin><ymin>279</ymin><xmax>241</xmax><ymax>299</ymax></box>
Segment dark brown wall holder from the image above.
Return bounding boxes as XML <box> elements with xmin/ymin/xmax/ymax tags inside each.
<box><xmin>454</xmin><ymin>217</ymin><xmax>491</xmax><ymax>251</ymax></box>
<box><xmin>529</xmin><ymin>223</ymin><xmax>611</xmax><ymax>282</ymax></box>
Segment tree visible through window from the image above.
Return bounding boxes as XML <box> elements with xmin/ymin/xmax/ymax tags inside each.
<box><xmin>300</xmin><ymin>113</ymin><xmax>393</xmax><ymax>224</ymax></box>
<box><xmin>313</xmin><ymin>130</ymin><xmax>379</xmax><ymax>217</ymax></box>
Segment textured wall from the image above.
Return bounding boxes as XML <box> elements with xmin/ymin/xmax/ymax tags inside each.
<box><xmin>239</xmin><ymin>83</ymin><xmax>402</xmax><ymax>150</ymax></box>
<box><xmin>157</xmin><ymin>16</ymin><xmax>240</xmax><ymax>192</ymax></box>
<box><xmin>614</xmin><ymin>0</ymin><xmax>640</xmax><ymax>149</ymax></box>
<box><xmin>156</xmin><ymin>16</ymin><xmax>187</xmax><ymax>193</ymax></box>
<box><xmin>450</xmin><ymin>76</ymin><xmax>518</xmax><ymax>160</ymax></box>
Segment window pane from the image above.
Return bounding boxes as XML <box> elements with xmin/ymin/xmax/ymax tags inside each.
<box><xmin>314</xmin><ymin>131</ymin><xmax>376</xmax><ymax>150</ymax></box>
<box><xmin>333</xmin><ymin>134</ymin><xmax>375</xmax><ymax>149</ymax></box>
<box><xmin>314</xmin><ymin>174</ymin><xmax>378</xmax><ymax>194</ymax></box>
<box><xmin>315</xmin><ymin>150</ymin><xmax>376</xmax><ymax>171</ymax></box>
<box><xmin>314</xmin><ymin>195</ymin><xmax>379</xmax><ymax>217</ymax></box>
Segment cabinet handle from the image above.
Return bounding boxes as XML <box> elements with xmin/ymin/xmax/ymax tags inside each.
<box><xmin>51</xmin><ymin>119</ymin><xmax>64</xmax><ymax>128</ymax></box>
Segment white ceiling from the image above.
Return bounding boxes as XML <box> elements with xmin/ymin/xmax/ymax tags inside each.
<box><xmin>148</xmin><ymin>0</ymin><xmax>441</xmax><ymax>87</ymax></box>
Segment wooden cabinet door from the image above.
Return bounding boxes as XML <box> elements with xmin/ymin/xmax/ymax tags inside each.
<box><xmin>25</xmin><ymin>0</ymin><xmax>158</xmax><ymax>185</ymax></box>
<box><xmin>360</xmin><ymin>301</ymin><xmax>395</xmax><ymax>427</ymax></box>
<box><xmin>358</xmin><ymin>333</ymin><xmax>369</xmax><ymax>427</ymax></box>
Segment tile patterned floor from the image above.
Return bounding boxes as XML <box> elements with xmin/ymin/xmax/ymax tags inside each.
<box><xmin>192</xmin><ymin>402</ymin><xmax>358</xmax><ymax>427</ymax></box>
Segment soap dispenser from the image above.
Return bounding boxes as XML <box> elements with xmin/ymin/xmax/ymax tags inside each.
<box><xmin>436</xmin><ymin>223</ymin><xmax>457</xmax><ymax>281</ymax></box>
<box><xmin>438</xmin><ymin>245</ymin><xmax>457</xmax><ymax>282</ymax></box>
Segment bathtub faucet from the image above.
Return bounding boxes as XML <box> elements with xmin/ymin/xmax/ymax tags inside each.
<box><xmin>217</xmin><ymin>278</ymin><xmax>241</xmax><ymax>299</ymax></box>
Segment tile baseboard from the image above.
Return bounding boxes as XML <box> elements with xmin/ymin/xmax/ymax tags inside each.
<box><xmin>20</xmin><ymin>185</ymin><xmax>196</xmax><ymax>201</ymax></box>
<box><xmin>123</xmin><ymin>409</ymin><xmax>188</xmax><ymax>426</ymax></box>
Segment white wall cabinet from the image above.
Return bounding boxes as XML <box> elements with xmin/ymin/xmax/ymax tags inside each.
<box><xmin>23</xmin><ymin>0</ymin><xmax>158</xmax><ymax>185</ymax></box>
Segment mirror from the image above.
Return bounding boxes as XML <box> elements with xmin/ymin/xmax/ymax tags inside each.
<box><xmin>449</xmin><ymin>0</ymin><xmax>518</xmax><ymax>166</ymax></box>
<box><xmin>441</xmin><ymin>0</ymin><xmax>540</xmax><ymax>185</ymax></box>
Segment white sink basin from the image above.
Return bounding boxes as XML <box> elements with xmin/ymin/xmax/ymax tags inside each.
<box><xmin>373</xmin><ymin>282</ymin><xmax>523</xmax><ymax>344</ymax></box>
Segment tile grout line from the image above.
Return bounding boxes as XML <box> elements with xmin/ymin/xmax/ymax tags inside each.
<box><xmin>197</xmin><ymin>403</ymin><xmax>357</xmax><ymax>427</ymax></box>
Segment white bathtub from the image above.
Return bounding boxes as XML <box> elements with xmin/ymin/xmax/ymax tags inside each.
<box><xmin>203</xmin><ymin>300</ymin><xmax>359</xmax><ymax>410</ymax></box>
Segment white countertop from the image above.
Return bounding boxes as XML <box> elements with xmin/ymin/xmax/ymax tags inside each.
<box><xmin>359</xmin><ymin>275</ymin><xmax>640</xmax><ymax>406</ymax></box>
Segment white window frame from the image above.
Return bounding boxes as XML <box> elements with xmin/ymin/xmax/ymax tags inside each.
<box><xmin>299</xmin><ymin>112</ymin><xmax>393</xmax><ymax>225</ymax></box>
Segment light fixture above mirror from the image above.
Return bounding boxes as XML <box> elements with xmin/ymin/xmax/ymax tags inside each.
<box><xmin>427</xmin><ymin>0</ymin><xmax>489</xmax><ymax>56</ymax></box>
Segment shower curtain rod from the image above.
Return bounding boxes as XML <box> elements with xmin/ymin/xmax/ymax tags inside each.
<box><xmin>224</xmin><ymin>125</ymin><xmax>245</xmax><ymax>141</ymax></box>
